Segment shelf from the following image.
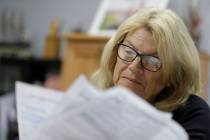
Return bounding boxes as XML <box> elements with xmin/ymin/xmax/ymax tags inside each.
<box><xmin>0</xmin><ymin>57</ymin><xmax>61</xmax><ymax>96</ymax></box>
<box><xmin>0</xmin><ymin>41</ymin><xmax>30</xmax><ymax>48</ymax></box>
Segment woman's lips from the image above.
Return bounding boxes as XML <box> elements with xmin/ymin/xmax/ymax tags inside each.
<box><xmin>122</xmin><ymin>76</ymin><xmax>143</xmax><ymax>86</ymax></box>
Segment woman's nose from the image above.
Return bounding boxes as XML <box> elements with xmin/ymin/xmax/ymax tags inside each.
<box><xmin>128</xmin><ymin>57</ymin><xmax>143</xmax><ymax>72</ymax></box>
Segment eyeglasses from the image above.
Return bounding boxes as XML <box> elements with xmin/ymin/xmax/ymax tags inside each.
<box><xmin>117</xmin><ymin>43</ymin><xmax>162</xmax><ymax>72</ymax></box>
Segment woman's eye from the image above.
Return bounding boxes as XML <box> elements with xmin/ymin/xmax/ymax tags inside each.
<box><xmin>125</xmin><ymin>50</ymin><xmax>133</xmax><ymax>55</ymax></box>
<box><xmin>124</xmin><ymin>48</ymin><xmax>135</xmax><ymax>55</ymax></box>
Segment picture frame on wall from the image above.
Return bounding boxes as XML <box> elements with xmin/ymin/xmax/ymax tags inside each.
<box><xmin>89</xmin><ymin>0</ymin><xmax>169</xmax><ymax>36</ymax></box>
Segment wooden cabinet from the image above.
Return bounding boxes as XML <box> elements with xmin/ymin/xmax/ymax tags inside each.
<box><xmin>61</xmin><ymin>33</ymin><xmax>209</xmax><ymax>100</ymax></box>
<box><xmin>60</xmin><ymin>33</ymin><xmax>109</xmax><ymax>90</ymax></box>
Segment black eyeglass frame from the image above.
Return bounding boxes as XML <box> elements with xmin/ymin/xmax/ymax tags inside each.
<box><xmin>116</xmin><ymin>42</ymin><xmax>162</xmax><ymax>72</ymax></box>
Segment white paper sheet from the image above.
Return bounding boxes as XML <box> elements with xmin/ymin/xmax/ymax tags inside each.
<box><xmin>16</xmin><ymin>82</ymin><xmax>64</xmax><ymax>140</ymax></box>
<box><xmin>16</xmin><ymin>76</ymin><xmax>188</xmax><ymax>140</ymax></box>
<box><xmin>48</xmin><ymin>75</ymin><xmax>100</xmax><ymax>118</ymax></box>
<box><xmin>28</xmin><ymin>87</ymin><xmax>188</xmax><ymax>140</ymax></box>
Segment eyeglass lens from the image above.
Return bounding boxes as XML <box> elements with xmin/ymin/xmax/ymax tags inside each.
<box><xmin>117</xmin><ymin>43</ymin><xmax>161</xmax><ymax>72</ymax></box>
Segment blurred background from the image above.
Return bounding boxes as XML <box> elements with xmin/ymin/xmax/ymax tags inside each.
<box><xmin>0</xmin><ymin>0</ymin><xmax>209</xmax><ymax>140</ymax></box>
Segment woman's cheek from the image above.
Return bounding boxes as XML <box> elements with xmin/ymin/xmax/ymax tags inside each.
<box><xmin>113</xmin><ymin>67</ymin><xmax>119</xmax><ymax>85</ymax></box>
<box><xmin>113</xmin><ymin>58</ymin><xmax>128</xmax><ymax>85</ymax></box>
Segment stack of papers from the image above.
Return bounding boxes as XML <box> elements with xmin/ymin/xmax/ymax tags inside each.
<box><xmin>16</xmin><ymin>75</ymin><xmax>188</xmax><ymax>140</ymax></box>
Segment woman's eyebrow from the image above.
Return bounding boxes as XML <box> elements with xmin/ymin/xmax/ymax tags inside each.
<box><xmin>124</xmin><ymin>40</ymin><xmax>159</xmax><ymax>56</ymax></box>
<box><xmin>124</xmin><ymin>40</ymin><xmax>136</xmax><ymax>49</ymax></box>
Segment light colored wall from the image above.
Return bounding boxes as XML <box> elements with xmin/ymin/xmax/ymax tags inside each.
<box><xmin>0</xmin><ymin>0</ymin><xmax>101</xmax><ymax>57</ymax></box>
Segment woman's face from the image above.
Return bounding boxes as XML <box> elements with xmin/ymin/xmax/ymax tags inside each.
<box><xmin>113</xmin><ymin>28</ymin><xmax>166</xmax><ymax>102</ymax></box>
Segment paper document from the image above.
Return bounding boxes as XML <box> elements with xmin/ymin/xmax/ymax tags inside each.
<box><xmin>16</xmin><ymin>75</ymin><xmax>189</xmax><ymax>140</ymax></box>
<box><xmin>16</xmin><ymin>82</ymin><xmax>64</xmax><ymax>140</ymax></box>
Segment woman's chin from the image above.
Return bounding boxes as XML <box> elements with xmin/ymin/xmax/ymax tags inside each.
<box><xmin>117</xmin><ymin>79</ymin><xmax>145</xmax><ymax>98</ymax></box>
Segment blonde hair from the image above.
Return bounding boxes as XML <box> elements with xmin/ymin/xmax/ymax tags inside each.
<box><xmin>91</xmin><ymin>8</ymin><xmax>201</xmax><ymax>112</ymax></box>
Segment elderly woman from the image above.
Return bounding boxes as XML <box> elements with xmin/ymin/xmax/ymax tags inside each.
<box><xmin>91</xmin><ymin>8</ymin><xmax>210</xmax><ymax>139</ymax></box>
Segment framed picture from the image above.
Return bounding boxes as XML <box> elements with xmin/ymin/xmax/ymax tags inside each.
<box><xmin>89</xmin><ymin>0</ymin><xmax>169</xmax><ymax>36</ymax></box>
